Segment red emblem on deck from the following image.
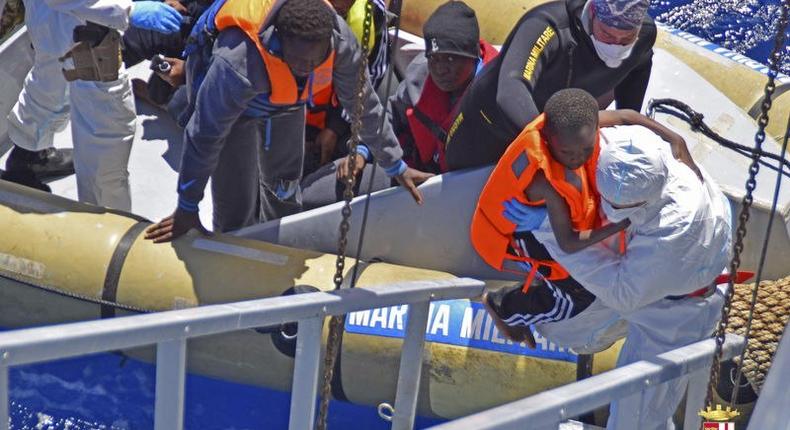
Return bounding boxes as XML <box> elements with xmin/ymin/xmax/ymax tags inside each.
<box><xmin>704</xmin><ymin>422</ymin><xmax>734</xmax><ymax>430</ymax></box>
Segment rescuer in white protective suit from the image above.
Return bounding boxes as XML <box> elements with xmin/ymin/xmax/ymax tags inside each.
<box><xmin>2</xmin><ymin>0</ymin><xmax>181</xmax><ymax>210</ymax></box>
<box><xmin>532</xmin><ymin>125</ymin><xmax>733</xmax><ymax>429</ymax></box>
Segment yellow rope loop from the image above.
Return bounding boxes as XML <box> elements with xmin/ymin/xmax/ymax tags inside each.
<box><xmin>726</xmin><ymin>275</ymin><xmax>790</xmax><ymax>393</ymax></box>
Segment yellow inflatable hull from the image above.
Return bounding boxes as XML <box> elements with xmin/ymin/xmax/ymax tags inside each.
<box><xmin>0</xmin><ymin>180</ymin><xmax>620</xmax><ymax>418</ymax></box>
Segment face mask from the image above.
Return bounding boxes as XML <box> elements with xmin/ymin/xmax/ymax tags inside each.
<box><xmin>601</xmin><ymin>199</ymin><xmax>647</xmax><ymax>224</ymax></box>
<box><xmin>590</xmin><ymin>36</ymin><xmax>636</xmax><ymax>68</ymax></box>
<box><xmin>581</xmin><ymin>0</ymin><xmax>637</xmax><ymax>68</ymax></box>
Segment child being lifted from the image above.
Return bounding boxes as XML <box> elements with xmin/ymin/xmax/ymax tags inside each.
<box><xmin>471</xmin><ymin>88</ymin><xmax>699</xmax><ymax>344</ymax></box>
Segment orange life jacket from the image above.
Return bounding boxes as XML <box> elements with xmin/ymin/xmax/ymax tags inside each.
<box><xmin>305</xmin><ymin>85</ymin><xmax>337</xmax><ymax>129</ymax></box>
<box><xmin>470</xmin><ymin>114</ymin><xmax>602</xmax><ymax>290</ymax></box>
<box><xmin>214</xmin><ymin>0</ymin><xmax>336</xmax><ymax>106</ymax></box>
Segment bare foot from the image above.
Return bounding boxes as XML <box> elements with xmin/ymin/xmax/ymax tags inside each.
<box><xmin>482</xmin><ymin>290</ymin><xmax>537</xmax><ymax>348</ymax></box>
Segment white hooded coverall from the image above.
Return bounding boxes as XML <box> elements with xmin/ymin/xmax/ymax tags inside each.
<box><xmin>533</xmin><ymin>125</ymin><xmax>733</xmax><ymax>430</ymax></box>
<box><xmin>7</xmin><ymin>0</ymin><xmax>136</xmax><ymax>210</ymax></box>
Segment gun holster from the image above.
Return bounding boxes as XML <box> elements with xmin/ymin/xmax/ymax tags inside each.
<box><xmin>59</xmin><ymin>22</ymin><xmax>122</xmax><ymax>82</ymax></box>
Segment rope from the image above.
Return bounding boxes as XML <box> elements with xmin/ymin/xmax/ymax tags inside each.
<box><xmin>646</xmin><ymin>100</ymin><xmax>790</xmax><ymax>400</ymax></box>
<box><xmin>703</xmin><ymin>0</ymin><xmax>790</xmax><ymax>409</ymax></box>
<box><xmin>728</xmin><ymin>111</ymin><xmax>790</xmax><ymax>404</ymax></box>
<box><xmin>726</xmin><ymin>276</ymin><xmax>790</xmax><ymax>393</ymax></box>
<box><xmin>646</xmin><ymin>98</ymin><xmax>790</xmax><ymax>180</ymax></box>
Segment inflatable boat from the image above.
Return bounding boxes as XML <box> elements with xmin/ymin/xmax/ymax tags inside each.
<box><xmin>0</xmin><ymin>0</ymin><xmax>787</xmax><ymax>420</ymax></box>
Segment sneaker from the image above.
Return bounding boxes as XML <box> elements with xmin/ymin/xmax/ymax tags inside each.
<box><xmin>4</xmin><ymin>145</ymin><xmax>75</xmax><ymax>179</ymax></box>
<box><xmin>1</xmin><ymin>168</ymin><xmax>52</xmax><ymax>192</ymax></box>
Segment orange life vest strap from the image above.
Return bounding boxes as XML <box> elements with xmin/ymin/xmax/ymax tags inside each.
<box><xmin>504</xmin><ymin>237</ymin><xmax>571</xmax><ymax>293</ymax></box>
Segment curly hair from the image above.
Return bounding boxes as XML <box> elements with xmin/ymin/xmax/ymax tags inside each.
<box><xmin>544</xmin><ymin>88</ymin><xmax>599</xmax><ymax>136</ymax></box>
<box><xmin>275</xmin><ymin>0</ymin><xmax>336</xmax><ymax>41</ymax></box>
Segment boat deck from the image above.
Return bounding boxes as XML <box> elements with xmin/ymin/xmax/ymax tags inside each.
<box><xmin>0</xmin><ymin>61</ymin><xmax>215</xmax><ymax>228</ymax></box>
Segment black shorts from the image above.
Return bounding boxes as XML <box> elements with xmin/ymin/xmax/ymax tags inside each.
<box><xmin>486</xmin><ymin>232</ymin><xmax>595</xmax><ymax>327</ymax></box>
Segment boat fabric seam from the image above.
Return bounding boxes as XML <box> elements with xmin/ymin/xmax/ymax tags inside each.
<box><xmin>0</xmin><ymin>269</ymin><xmax>152</xmax><ymax>313</ymax></box>
<box><xmin>100</xmin><ymin>221</ymin><xmax>152</xmax><ymax>319</ymax></box>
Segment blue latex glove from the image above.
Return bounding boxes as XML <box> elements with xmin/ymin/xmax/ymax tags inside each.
<box><xmin>502</xmin><ymin>199</ymin><xmax>547</xmax><ymax>232</ymax></box>
<box><xmin>515</xmin><ymin>260</ymin><xmax>533</xmax><ymax>272</ymax></box>
<box><xmin>130</xmin><ymin>1</ymin><xmax>182</xmax><ymax>34</ymax></box>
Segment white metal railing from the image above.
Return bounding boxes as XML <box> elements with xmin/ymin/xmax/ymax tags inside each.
<box><xmin>430</xmin><ymin>334</ymin><xmax>746</xmax><ymax>430</ymax></box>
<box><xmin>0</xmin><ymin>278</ymin><xmax>486</xmax><ymax>430</ymax></box>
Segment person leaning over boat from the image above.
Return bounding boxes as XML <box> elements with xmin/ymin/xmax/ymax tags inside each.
<box><xmin>144</xmin><ymin>0</ymin><xmax>433</xmax><ymax>243</ymax></box>
<box><xmin>444</xmin><ymin>0</ymin><xmax>656</xmax><ymax>170</ymax></box>
<box><xmin>1</xmin><ymin>0</ymin><xmax>182</xmax><ymax>208</ymax></box>
<box><xmin>300</xmin><ymin>0</ymin><xmax>499</xmax><ymax>210</ymax></box>
<box><xmin>486</xmin><ymin>129</ymin><xmax>732</xmax><ymax>429</ymax></box>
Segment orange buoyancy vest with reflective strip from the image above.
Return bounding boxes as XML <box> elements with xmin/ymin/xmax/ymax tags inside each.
<box><xmin>214</xmin><ymin>0</ymin><xmax>336</xmax><ymax>106</ymax></box>
<box><xmin>470</xmin><ymin>114</ymin><xmax>601</xmax><ymax>287</ymax></box>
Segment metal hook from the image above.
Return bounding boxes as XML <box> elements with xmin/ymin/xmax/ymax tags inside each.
<box><xmin>280</xmin><ymin>327</ymin><xmax>297</xmax><ymax>340</ymax></box>
<box><xmin>377</xmin><ymin>403</ymin><xmax>395</xmax><ymax>422</ymax></box>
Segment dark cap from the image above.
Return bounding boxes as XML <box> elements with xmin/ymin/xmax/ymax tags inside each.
<box><xmin>423</xmin><ymin>1</ymin><xmax>480</xmax><ymax>59</ymax></box>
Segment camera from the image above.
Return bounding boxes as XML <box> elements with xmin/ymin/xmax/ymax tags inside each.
<box><xmin>150</xmin><ymin>54</ymin><xmax>171</xmax><ymax>74</ymax></box>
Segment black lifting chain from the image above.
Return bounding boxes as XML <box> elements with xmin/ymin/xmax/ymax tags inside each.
<box><xmin>705</xmin><ymin>0</ymin><xmax>790</xmax><ymax>410</ymax></box>
<box><xmin>316</xmin><ymin>2</ymin><xmax>374</xmax><ymax>429</ymax></box>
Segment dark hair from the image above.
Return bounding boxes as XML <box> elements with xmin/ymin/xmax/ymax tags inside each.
<box><xmin>275</xmin><ymin>0</ymin><xmax>336</xmax><ymax>41</ymax></box>
<box><xmin>544</xmin><ymin>88</ymin><xmax>599</xmax><ymax>136</ymax></box>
